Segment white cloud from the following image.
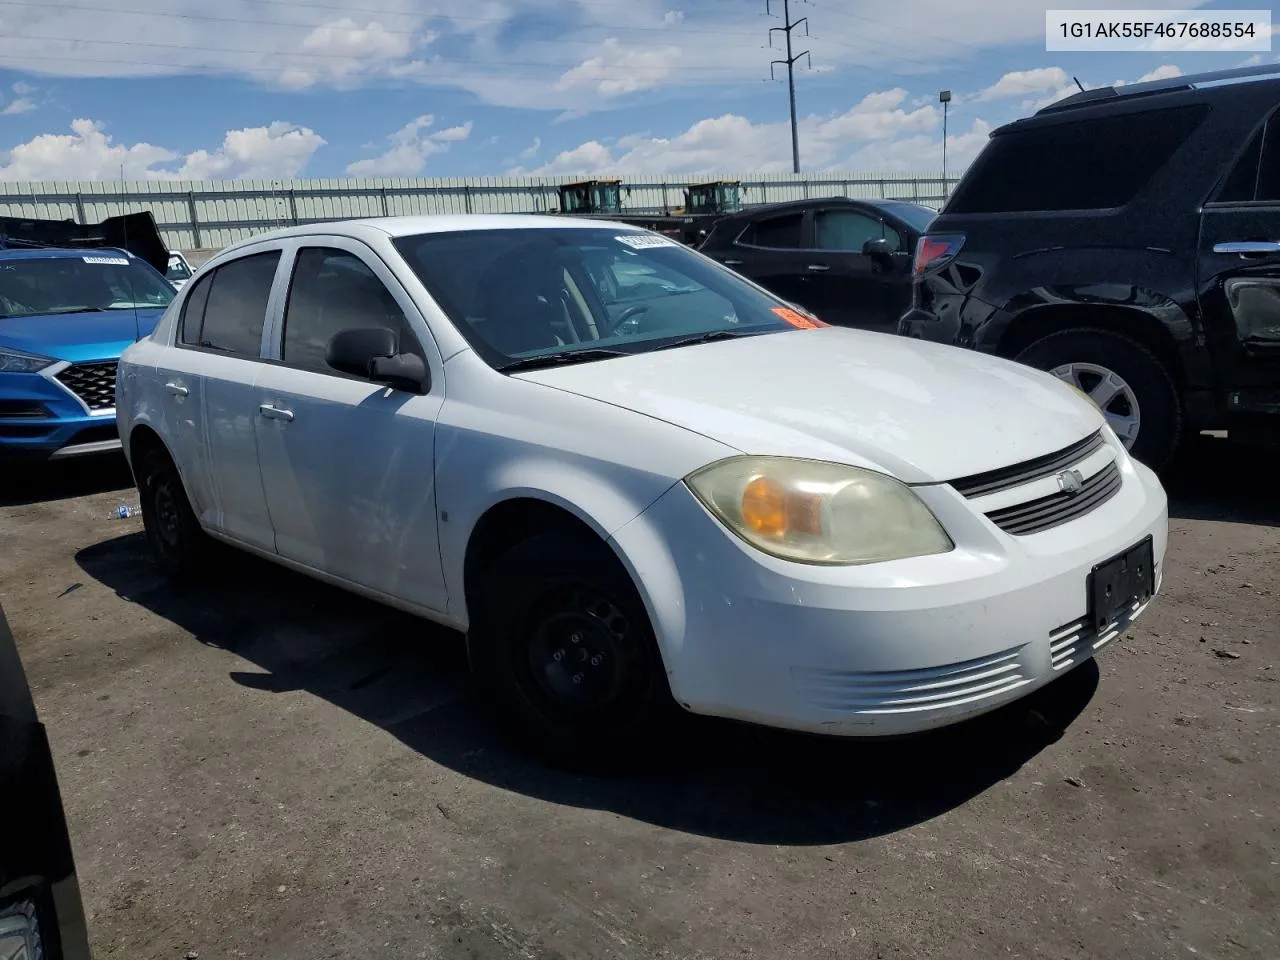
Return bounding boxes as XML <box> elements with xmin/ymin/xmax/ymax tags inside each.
<box><xmin>174</xmin><ymin>122</ymin><xmax>327</xmax><ymax>179</ymax></box>
<box><xmin>1132</xmin><ymin>64</ymin><xmax>1182</xmax><ymax>83</ymax></box>
<box><xmin>1021</xmin><ymin>63</ymin><xmax>1184</xmax><ymax>111</ymax></box>
<box><xmin>0</xmin><ymin>119</ymin><xmax>325</xmax><ymax>181</ymax></box>
<box><xmin>978</xmin><ymin>67</ymin><xmax>1070</xmax><ymax>100</ymax></box>
<box><xmin>345</xmin><ymin>115</ymin><xmax>473</xmax><ymax>176</ymax></box>
<box><xmin>519</xmin><ymin>137</ymin><xmax>542</xmax><ymax>160</ymax></box>
<box><xmin>0</xmin><ymin>80</ymin><xmax>39</xmax><ymax>115</ymax></box>
<box><xmin>1</xmin><ymin>98</ymin><xmax>36</xmax><ymax>116</ymax></box>
<box><xmin>0</xmin><ymin>0</ymin><xmax>1217</xmax><ymax>112</ymax></box>
<box><xmin>555</xmin><ymin>39</ymin><xmax>683</xmax><ymax>97</ymax></box>
<box><xmin>515</xmin><ymin>87</ymin><xmax>982</xmax><ymax>176</ymax></box>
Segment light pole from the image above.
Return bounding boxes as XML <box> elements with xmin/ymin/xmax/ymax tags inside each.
<box><xmin>939</xmin><ymin>90</ymin><xmax>952</xmax><ymax>199</ymax></box>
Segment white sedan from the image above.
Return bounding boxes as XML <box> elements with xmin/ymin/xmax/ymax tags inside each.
<box><xmin>116</xmin><ymin>215</ymin><xmax>1168</xmax><ymax>767</ymax></box>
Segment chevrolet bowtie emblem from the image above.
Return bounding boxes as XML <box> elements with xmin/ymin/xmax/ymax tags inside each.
<box><xmin>1056</xmin><ymin>468</ymin><xmax>1085</xmax><ymax>495</ymax></box>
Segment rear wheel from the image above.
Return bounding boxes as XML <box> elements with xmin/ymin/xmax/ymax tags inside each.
<box><xmin>1014</xmin><ymin>327</ymin><xmax>1183</xmax><ymax>473</ymax></box>
<box><xmin>136</xmin><ymin>445</ymin><xmax>212</xmax><ymax>581</ymax></box>
<box><xmin>466</xmin><ymin>530</ymin><xmax>680</xmax><ymax>771</ymax></box>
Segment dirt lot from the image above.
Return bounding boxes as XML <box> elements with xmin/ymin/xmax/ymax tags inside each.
<box><xmin>1</xmin><ymin>438</ymin><xmax>1276</xmax><ymax>960</ymax></box>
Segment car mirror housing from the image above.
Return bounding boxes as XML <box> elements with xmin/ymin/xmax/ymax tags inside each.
<box><xmin>326</xmin><ymin>327</ymin><xmax>428</xmax><ymax>393</ymax></box>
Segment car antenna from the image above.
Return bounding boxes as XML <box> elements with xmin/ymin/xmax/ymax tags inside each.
<box><xmin>1072</xmin><ymin>76</ymin><xmax>1086</xmax><ymax>92</ymax></box>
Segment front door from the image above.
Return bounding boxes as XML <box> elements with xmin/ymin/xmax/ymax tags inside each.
<box><xmin>253</xmin><ymin>240</ymin><xmax>448</xmax><ymax>613</ymax></box>
<box><xmin>805</xmin><ymin>207</ymin><xmax>913</xmax><ymax>333</ymax></box>
<box><xmin>1198</xmin><ymin>106</ymin><xmax>1280</xmax><ymax>405</ymax></box>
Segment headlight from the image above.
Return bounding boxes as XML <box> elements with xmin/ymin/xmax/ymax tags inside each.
<box><xmin>0</xmin><ymin>347</ymin><xmax>55</xmax><ymax>373</ymax></box>
<box><xmin>685</xmin><ymin>456</ymin><xmax>954</xmax><ymax>565</ymax></box>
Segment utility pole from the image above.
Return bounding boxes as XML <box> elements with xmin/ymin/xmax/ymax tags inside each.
<box><xmin>767</xmin><ymin>0</ymin><xmax>809</xmax><ymax>174</ymax></box>
<box><xmin>939</xmin><ymin>90</ymin><xmax>951</xmax><ymax>196</ymax></box>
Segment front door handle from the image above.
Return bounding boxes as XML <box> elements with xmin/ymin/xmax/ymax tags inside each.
<box><xmin>806</xmin><ymin>263</ymin><xmax>830</xmax><ymax>272</ymax></box>
<box><xmin>258</xmin><ymin>403</ymin><xmax>294</xmax><ymax>422</ymax></box>
<box><xmin>722</xmin><ymin>259</ymin><xmax>743</xmax><ymax>266</ymax></box>
<box><xmin>1213</xmin><ymin>240</ymin><xmax>1280</xmax><ymax>256</ymax></box>
<box><xmin>164</xmin><ymin>382</ymin><xmax>188</xmax><ymax>397</ymax></box>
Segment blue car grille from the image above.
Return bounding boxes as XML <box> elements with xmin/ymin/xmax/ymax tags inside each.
<box><xmin>55</xmin><ymin>361</ymin><xmax>117</xmax><ymax>411</ymax></box>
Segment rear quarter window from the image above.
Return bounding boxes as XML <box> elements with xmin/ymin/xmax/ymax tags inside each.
<box><xmin>946</xmin><ymin>103</ymin><xmax>1210</xmax><ymax>214</ymax></box>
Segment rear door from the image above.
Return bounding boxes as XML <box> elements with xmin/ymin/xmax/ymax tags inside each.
<box><xmin>806</xmin><ymin>206</ymin><xmax>913</xmax><ymax>332</ymax></box>
<box><xmin>709</xmin><ymin>209</ymin><xmax>816</xmax><ymax>311</ymax></box>
<box><xmin>253</xmin><ymin>239</ymin><xmax>447</xmax><ymax>613</ymax></box>
<box><xmin>1198</xmin><ymin>105</ymin><xmax>1280</xmax><ymax>400</ymax></box>
<box><xmin>161</xmin><ymin>247</ymin><xmax>282</xmax><ymax>551</ymax></box>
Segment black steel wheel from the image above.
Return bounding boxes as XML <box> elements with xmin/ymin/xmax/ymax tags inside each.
<box><xmin>467</xmin><ymin>529</ymin><xmax>680</xmax><ymax>771</ymax></box>
<box><xmin>136</xmin><ymin>445</ymin><xmax>212</xmax><ymax>581</ymax></box>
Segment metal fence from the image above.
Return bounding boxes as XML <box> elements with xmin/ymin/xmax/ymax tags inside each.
<box><xmin>0</xmin><ymin>172</ymin><xmax>958</xmax><ymax>252</ymax></box>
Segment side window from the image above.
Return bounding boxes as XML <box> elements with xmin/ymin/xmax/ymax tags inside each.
<box><xmin>740</xmin><ymin>213</ymin><xmax>803</xmax><ymax>248</ymax></box>
<box><xmin>282</xmin><ymin>247</ymin><xmax>420</xmax><ymax>376</ymax></box>
<box><xmin>196</xmin><ymin>251</ymin><xmax>281</xmax><ymax>357</ymax></box>
<box><xmin>947</xmin><ymin>103</ymin><xmax>1210</xmax><ymax>213</ymax></box>
<box><xmin>178</xmin><ymin>271</ymin><xmax>213</xmax><ymax>346</ymax></box>
<box><xmin>1215</xmin><ymin>112</ymin><xmax>1280</xmax><ymax>203</ymax></box>
<box><xmin>814</xmin><ymin>210</ymin><xmax>900</xmax><ymax>253</ymax></box>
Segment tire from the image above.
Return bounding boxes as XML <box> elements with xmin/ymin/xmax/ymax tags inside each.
<box><xmin>135</xmin><ymin>445</ymin><xmax>212</xmax><ymax>581</ymax></box>
<box><xmin>466</xmin><ymin>529</ymin><xmax>681</xmax><ymax>772</ymax></box>
<box><xmin>1013</xmin><ymin>327</ymin><xmax>1184</xmax><ymax>473</ymax></box>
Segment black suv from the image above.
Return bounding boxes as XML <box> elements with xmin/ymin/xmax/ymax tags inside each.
<box><xmin>899</xmin><ymin>64</ymin><xmax>1280</xmax><ymax>472</ymax></box>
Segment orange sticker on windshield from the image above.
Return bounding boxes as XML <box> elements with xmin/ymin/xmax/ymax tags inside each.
<box><xmin>772</xmin><ymin>306</ymin><xmax>828</xmax><ymax>329</ymax></box>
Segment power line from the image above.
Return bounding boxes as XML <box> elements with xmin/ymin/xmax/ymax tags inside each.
<box><xmin>767</xmin><ymin>0</ymin><xmax>809</xmax><ymax>174</ymax></box>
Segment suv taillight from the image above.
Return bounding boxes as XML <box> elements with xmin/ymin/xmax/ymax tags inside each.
<box><xmin>912</xmin><ymin>233</ymin><xmax>965</xmax><ymax>277</ymax></box>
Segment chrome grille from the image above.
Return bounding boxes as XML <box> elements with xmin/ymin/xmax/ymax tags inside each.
<box><xmin>985</xmin><ymin>461</ymin><xmax>1122</xmax><ymax>536</ymax></box>
<box><xmin>949</xmin><ymin>430</ymin><xmax>1106</xmax><ymax>498</ymax></box>
<box><xmin>55</xmin><ymin>361</ymin><xmax>117</xmax><ymax>411</ymax></box>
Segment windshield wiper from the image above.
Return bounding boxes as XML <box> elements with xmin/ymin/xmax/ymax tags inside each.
<box><xmin>498</xmin><ymin>347</ymin><xmax>632</xmax><ymax>372</ymax></box>
<box><xmin>42</xmin><ymin>306</ymin><xmax>108</xmax><ymax>314</ymax></box>
<box><xmin>650</xmin><ymin>329</ymin><xmax>763</xmax><ymax>351</ymax></box>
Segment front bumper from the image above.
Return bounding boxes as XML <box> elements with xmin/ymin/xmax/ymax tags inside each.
<box><xmin>610</xmin><ymin>450</ymin><xmax>1168</xmax><ymax>737</ymax></box>
<box><xmin>0</xmin><ymin>363</ymin><xmax>121</xmax><ymax>460</ymax></box>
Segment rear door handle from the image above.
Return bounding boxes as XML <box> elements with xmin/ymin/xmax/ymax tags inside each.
<box><xmin>722</xmin><ymin>259</ymin><xmax>743</xmax><ymax>266</ymax></box>
<box><xmin>1213</xmin><ymin>240</ymin><xmax>1280</xmax><ymax>256</ymax></box>
<box><xmin>806</xmin><ymin>264</ymin><xmax>830</xmax><ymax>272</ymax></box>
<box><xmin>258</xmin><ymin>403</ymin><xmax>294</xmax><ymax>422</ymax></box>
<box><xmin>164</xmin><ymin>382</ymin><xmax>188</xmax><ymax>397</ymax></box>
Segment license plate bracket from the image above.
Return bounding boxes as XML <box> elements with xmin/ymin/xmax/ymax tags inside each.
<box><xmin>1088</xmin><ymin>535</ymin><xmax>1155</xmax><ymax>634</ymax></box>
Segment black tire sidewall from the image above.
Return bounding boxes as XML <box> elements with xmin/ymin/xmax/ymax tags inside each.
<box><xmin>1014</xmin><ymin>328</ymin><xmax>1183</xmax><ymax>472</ymax></box>
<box><xmin>137</xmin><ymin>447</ymin><xmax>207</xmax><ymax>579</ymax></box>
<box><xmin>467</xmin><ymin>531</ymin><xmax>676</xmax><ymax>769</ymax></box>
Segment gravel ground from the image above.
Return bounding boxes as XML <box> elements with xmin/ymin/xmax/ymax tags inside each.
<box><xmin>1</xmin><ymin>437</ymin><xmax>1276</xmax><ymax>960</ymax></box>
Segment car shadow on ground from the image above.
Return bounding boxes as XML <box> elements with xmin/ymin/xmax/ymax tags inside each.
<box><xmin>76</xmin><ymin>531</ymin><xmax>1097</xmax><ymax>847</ymax></box>
<box><xmin>1165</xmin><ymin>435</ymin><xmax>1278</xmax><ymax>527</ymax></box>
<box><xmin>0</xmin><ymin>455</ymin><xmax>135</xmax><ymax>509</ymax></box>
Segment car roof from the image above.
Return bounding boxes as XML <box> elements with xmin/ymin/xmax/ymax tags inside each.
<box><xmin>0</xmin><ymin>246</ymin><xmax>133</xmax><ymax>261</ymax></box>
<box><xmin>213</xmin><ymin>214</ymin><xmax>647</xmax><ymax>259</ymax></box>
<box><xmin>718</xmin><ymin>196</ymin><xmax>932</xmax><ymax>223</ymax></box>
<box><xmin>1015</xmin><ymin>63</ymin><xmax>1280</xmax><ymax>130</ymax></box>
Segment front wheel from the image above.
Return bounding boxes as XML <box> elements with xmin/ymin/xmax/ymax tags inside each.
<box><xmin>1014</xmin><ymin>327</ymin><xmax>1184</xmax><ymax>473</ymax></box>
<box><xmin>466</xmin><ymin>530</ymin><xmax>681</xmax><ymax>771</ymax></box>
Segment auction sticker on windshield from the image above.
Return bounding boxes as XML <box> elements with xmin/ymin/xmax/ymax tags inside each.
<box><xmin>83</xmin><ymin>256</ymin><xmax>130</xmax><ymax>266</ymax></box>
<box><xmin>615</xmin><ymin>234</ymin><xmax>679</xmax><ymax>250</ymax></box>
<box><xmin>771</xmin><ymin>306</ymin><xmax>828</xmax><ymax>329</ymax></box>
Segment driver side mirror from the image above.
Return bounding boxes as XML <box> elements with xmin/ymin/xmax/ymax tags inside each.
<box><xmin>326</xmin><ymin>327</ymin><xmax>428</xmax><ymax>394</ymax></box>
<box><xmin>862</xmin><ymin>236</ymin><xmax>895</xmax><ymax>258</ymax></box>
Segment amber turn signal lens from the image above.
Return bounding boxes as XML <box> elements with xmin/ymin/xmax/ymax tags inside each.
<box><xmin>741</xmin><ymin>475</ymin><xmax>822</xmax><ymax>539</ymax></box>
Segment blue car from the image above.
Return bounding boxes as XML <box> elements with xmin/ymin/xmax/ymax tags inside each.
<box><xmin>0</xmin><ymin>245</ymin><xmax>176</xmax><ymax>461</ymax></box>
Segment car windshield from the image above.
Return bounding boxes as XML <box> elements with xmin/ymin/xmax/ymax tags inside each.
<box><xmin>166</xmin><ymin>257</ymin><xmax>192</xmax><ymax>281</ymax></box>
<box><xmin>885</xmin><ymin>202</ymin><xmax>938</xmax><ymax>232</ymax></box>
<box><xmin>392</xmin><ymin>227</ymin><xmax>814</xmax><ymax>369</ymax></box>
<box><xmin>0</xmin><ymin>254</ymin><xmax>177</xmax><ymax>318</ymax></box>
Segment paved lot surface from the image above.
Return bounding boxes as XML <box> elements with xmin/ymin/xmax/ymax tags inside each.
<box><xmin>1</xmin><ymin>439</ymin><xmax>1276</xmax><ymax>960</ymax></box>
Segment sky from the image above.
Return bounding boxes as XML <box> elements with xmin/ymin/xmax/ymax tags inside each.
<box><xmin>0</xmin><ymin>0</ymin><xmax>1272</xmax><ymax>181</ymax></box>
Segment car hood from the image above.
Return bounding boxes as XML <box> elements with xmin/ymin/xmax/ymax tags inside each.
<box><xmin>513</xmin><ymin>327</ymin><xmax>1105</xmax><ymax>484</ymax></box>
<box><xmin>0</xmin><ymin>307</ymin><xmax>166</xmax><ymax>364</ymax></box>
